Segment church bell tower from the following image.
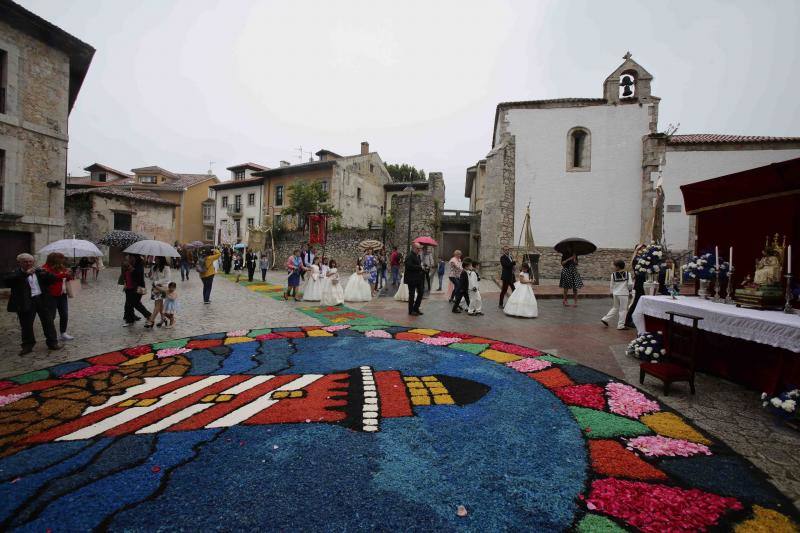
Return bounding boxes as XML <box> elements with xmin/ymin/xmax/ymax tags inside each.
<box><xmin>603</xmin><ymin>52</ymin><xmax>655</xmax><ymax>105</ymax></box>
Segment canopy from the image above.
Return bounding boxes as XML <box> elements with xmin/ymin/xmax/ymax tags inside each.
<box><xmin>358</xmin><ymin>239</ymin><xmax>383</xmax><ymax>253</ymax></box>
<box><xmin>97</xmin><ymin>230</ymin><xmax>146</xmax><ymax>248</ymax></box>
<box><xmin>123</xmin><ymin>240</ymin><xmax>180</xmax><ymax>258</ymax></box>
<box><xmin>414</xmin><ymin>236</ymin><xmax>438</xmax><ymax>247</ymax></box>
<box><xmin>38</xmin><ymin>238</ymin><xmax>102</xmax><ymax>258</ymax></box>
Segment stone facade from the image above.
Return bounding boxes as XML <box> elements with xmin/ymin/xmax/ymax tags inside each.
<box><xmin>64</xmin><ymin>192</ymin><xmax>176</xmax><ymax>261</ymax></box>
<box><xmin>475</xmin><ymin>135</ymin><xmax>515</xmax><ymax>278</ymax></box>
<box><xmin>0</xmin><ymin>11</ymin><xmax>93</xmax><ymax>271</ymax></box>
<box><xmin>273</xmin><ymin>228</ymin><xmax>383</xmax><ymax>272</ymax></box>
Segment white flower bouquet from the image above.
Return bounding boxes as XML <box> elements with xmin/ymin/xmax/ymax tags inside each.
<box><xmin>626</xmin><ymin>331</ymin><xmax>667</xmax><ymax>363</ymax></box>
<box><xmin>683</xmin><ymin>253</ymin><xmax>729</xmax><ymax>281</ymax></box>
<box><xmin>633</xmin><ymin>244</ymin><xmax>666</xmax><ymax>275</ymax></box>
<box><xmin>761</xmin><ymin>389</ymin><xmax>799</xmax><ymax>430</ymax></box>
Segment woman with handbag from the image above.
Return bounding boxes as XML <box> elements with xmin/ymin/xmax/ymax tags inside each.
<box><xmin>122</xmin><ymin>255</ymin><xmax>152</xmax><ymax>327</ymax></box>
<box><xmin>43</xmin><ymin>252</ymin><xmax>75</xmax><ymax>341</ymax></box>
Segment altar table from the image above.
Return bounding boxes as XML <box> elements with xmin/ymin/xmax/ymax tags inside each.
<box><xmin>632</xmin><ymin>296</ymin><xmax>800</xmax><ymax>394</ymax></box>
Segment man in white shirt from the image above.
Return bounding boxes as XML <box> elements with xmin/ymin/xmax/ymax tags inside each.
<box><xmin>3</xmin><ymin>253</ymin><xmax>61</xmax><ymax>354</ymax></box>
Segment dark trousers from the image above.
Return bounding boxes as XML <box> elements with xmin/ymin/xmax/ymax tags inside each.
<box><xmin>423</xmin><ymin>271</ymin><xmax>432</xmax><ymax>293</ymax></box>
<box><xmin>17</xmin><ymin>295</ymin><xmax>59</xmax><ymax>349</ymax></box>
<box><xmin>437</xmin><ymin>273</ymin><xmax>444</xmax><ymax>290</ymax></box>
<box><xmin>247</xmin><ymin>265</ymin><xmax>256</xmax><ymax>282</ymax></box>
<box><xmin>625</xmin><ymin>289</ymin><xmax>643</xmax><ymax>328</ymax></box>
<box><xmin>180</xmin><ymin>261</ymin><xmax>191</xmax><ymax>280</ymax></box>
<box><xmin>407</xmin><ymin>281</ymin><xmax>424</xmax><ymax>313</ymax></box>
<box><xmin>451</xmin><ymin>288</ymin><xmax>471</xmax><ymax>312</ymax></box>
<box><xmin>391</xmin><ymin>266</ymin><xmax>400</xmax><ymax>285</ymax></box>
<box><xmin>448</xmin><ymin>277</ymin><xmax>459</xmax><ymax>301</ymax></box>
<box><xmin>50</xmin><ymin>294</ymin><xmax>69</xmax><ymax>333</ymax></box>
<box><xmin>124</xmin><ymin>289</ymin><xmax>151</xmax><ymax>323</ymax></box>
<box><xmin>202</xmin><ymin>275</ymin><xmax>214</xmax><ymax>303</ymax></box>
<box><xmin>500</xmin><ymin>279</ymin><xmax>515</xmax><ymax>306</ymax></box>
<box><xmin>261</xmin><ymin>268</ymin><xmax>267</xmax><ymax>281</ymax></box>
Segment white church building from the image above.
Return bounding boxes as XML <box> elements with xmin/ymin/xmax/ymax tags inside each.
<box><xmin>466</xmin><ymin>54</ymin><xmax>800</xmax><ymax>278</ymax></box>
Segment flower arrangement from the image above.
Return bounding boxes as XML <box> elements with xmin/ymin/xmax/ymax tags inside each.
<box><xmin>626</xmin><ymin>331</ymin><xmax>666</xmax><ymax>362</ymax></box>
<box><xmin>761</xmin><ymin>389</ymin><xmax>799</xmax><ymax>429</ymax></box>
<box><xmin>632</xmin><ymin>243</ymin><xmax>666</xmax><ymax>275</ymax></box>
<box><xmin>682</xmin><ymin>253</ymin><xmax>730</xmax><ymax>281</ymax></box>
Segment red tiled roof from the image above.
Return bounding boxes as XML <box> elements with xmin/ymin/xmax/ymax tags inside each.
<box><xmin>211</xmin><ymin>175</ymin><xmax>266</xmax><ymax>191</ymax></box>
<box><xmin>130</xmin><ymin>165</ymin><xmax>179</xmax><ymax>179</ymax></box>
<box><xmin>66</xmin><ymin>188</ymin><xmax>179</xmax><ymax>206</ymax></box>
<box><xmin>117</xmin><ymin>173</ymin><xmax>218</xmax><ymax>191</ymax></box>
<box><xmin>83</xmin><ymin>163</ymin><xmax>132</xmax><ymax>178</ymax></box>
<box><xmin>668</xmin><ymin>134</ymin><xmax>800</xmax><ymax>145</ymax></box>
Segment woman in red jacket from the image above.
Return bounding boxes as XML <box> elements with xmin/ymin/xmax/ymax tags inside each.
<box><xmin>43</xmin><ymin>252</ymin><xmax>74</xmax><ymax>341</ymax></box>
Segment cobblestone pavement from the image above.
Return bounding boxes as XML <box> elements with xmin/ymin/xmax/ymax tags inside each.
<box><xmin>0</xmin><ymin>270</ymin><xmax>320</xmax><ymax>379</ymax></box>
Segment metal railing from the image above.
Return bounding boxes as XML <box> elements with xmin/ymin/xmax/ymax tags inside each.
<box><xmin>441</xmin><ymin>209</ymin><xmax>481</xmax><ymax>218</ymax></box>
<box><xmin>226</xmin><ymin>205</ymin><xmax>243</xmax><ymax>218</ymax></box>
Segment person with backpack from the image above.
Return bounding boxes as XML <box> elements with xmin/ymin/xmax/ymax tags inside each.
<box><xmin>197</xmin><ymin>247</ymin><xmax>220</xmax><ymax>304</ymax></box>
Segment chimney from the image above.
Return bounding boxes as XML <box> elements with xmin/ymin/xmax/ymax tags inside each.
<box><xmin>280</xmin><ymin>160</ymin><xmax>291</xmax><ymax>167</ymax></box>
<box><xmin>360</xmin><ymin>141</ymin><xmax>369</xmax><ymax>155</ymax></box>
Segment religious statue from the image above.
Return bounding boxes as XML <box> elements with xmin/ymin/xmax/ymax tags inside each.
<box><xmin>736</xmin><ymin>234</ymin><xmax>787</xmax><ymax>309</ymax></box>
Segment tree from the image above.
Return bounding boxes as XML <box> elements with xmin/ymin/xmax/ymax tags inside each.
<box><xmin>386</xmin><ymin>163</ymin><xmax>426</xmax><ymax>182</ymax></box>
<box><xmin>281</xmin><ymin>180</ymin><xmax>341</xmax><ymax>230</ymax></box>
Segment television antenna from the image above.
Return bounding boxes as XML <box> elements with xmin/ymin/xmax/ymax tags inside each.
<box><xmin>208</xmin><ymin>161</ymin><xmax>215</xmax><ymax>175</ymax></box>
<box><xmin>297</xmin><ymin>146</ymin><xmax>313</xmax><ymax>162</ymax></box>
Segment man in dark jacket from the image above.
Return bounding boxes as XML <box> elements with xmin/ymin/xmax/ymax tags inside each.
<box><xmin>404</xmin><ymin>243</ymin><xmax>425</xmax><ymax>316</ymax></box>
<box><xmin>451</xmin><ymin>258</ymin><xmax>472</xmax><ymax>313</ymax></box>
<box><xmin>499</xmin><ymin>245</ymin><xmax>516</xmax><ymax>308</ymax></box>
<box><xmin>3</xmin><ymin>253</ymin><xmax>62</xmax><ymax>355</ymax></box>
<box><xmin>222</xmin><ymin>246</ymin><xmax>232</xmax><ymax>274</ymax></box>
<box><xmin>246</xmin><ymin>251</ymin><xmax>257</xmax><ymax>282</ymax></box>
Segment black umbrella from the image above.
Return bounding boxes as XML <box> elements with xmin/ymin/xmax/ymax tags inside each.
<box><xmin>554</xmin><ymin>237</ymin><xmax>597</xmax><ymax>257</ymax></box>
<box><xmin>97</xmin><ymin>230</ymin><xmax>146</xmax><ymax>249</ymax></box>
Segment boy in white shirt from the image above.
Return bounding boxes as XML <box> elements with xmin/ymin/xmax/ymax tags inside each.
<box><xmin>467</xmin><ymin>261</ymin><xmax>483</xmax><ymax>316</ymax></box>
<box><xmin>602</xmin><ymin>259</ymin><xmax>632</xmax><ymax>330</ymax></box>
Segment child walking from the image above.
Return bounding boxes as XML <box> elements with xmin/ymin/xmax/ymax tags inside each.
<box><xmin>163</xmin><ymin>282</ymin><xmax>178</xmax><ymax>328</ymax></box>
<box><xmin>467</xmin><ymin>261</ymin><xmax>483</xmax><ymax>315</ymax></box>
<box><xmin>451</xmin><ymin>258</ymin><xmax>472</xmax><ymax>313</ymax></box>
<box><xmin>437</xmin><ymin>257</ymin><xmax>446</xmax><ymax>291</ymax></box>
<box><xmin>601</xmin><ymin>259</ymin><xmax>632</xmax><ymax>330</ymax></box>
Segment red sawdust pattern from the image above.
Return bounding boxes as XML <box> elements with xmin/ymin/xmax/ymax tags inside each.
<box><xmin>395</xmin><ymin>332</ymin><xmax>426</xmax><ymax>342</ymax></box>
<box><xmin>589</xmin><ymin>440</ymin><xmax>667</xmax><ymax>480</ymax></box>
<box><xmin>186</xmin><ymin>339</ymin><xmax>224</xmax><ymax>349</ymax></box>
<box><xmin>375</xmin><ymin>371</ymin><xmax>413</xmax><ymax>418</ymax></box>
<box><xmin>246</xmin><ymin>373</ymin><xmax>349</xmax><ymax>425</ymax></box>
<box><xmin>88</xmin><ymin>352</ymin><xmax>128</xmax><ymax>365</ymax></box>
<box><xmin>277</xmin><ymin>331</ymin><xmax>306</xmax><ymax>339</ymax></box>
<box><xmin>554</xmin><ymin>384</ymin><xmax>606</xmax><ymax>410</ymax></box>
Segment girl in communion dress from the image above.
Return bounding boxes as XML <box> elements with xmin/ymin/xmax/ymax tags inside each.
<box><xmin>302</xmin><ymin>257</ymin><xmax>323</xmax><ymax>301</ymax></box>
<box><xmin>344</xmin><ymin>258</ymin><xmax>372</xmax><ymax>302</ymax></box>
<box><xmin>321</xmin><ymin>260</ymin><xmax>344</xmax><ymax>306</ymax></box>
<box><xmin>503</xmin><ymin>263</ymin><xmax>538</xmax><ymax>318</ymax></box>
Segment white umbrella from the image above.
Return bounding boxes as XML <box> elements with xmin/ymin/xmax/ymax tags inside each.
<box><xmin>38</xmin><ymin>238</ymin><xmax>102</xmax><ymax>258</ymax></box>
<box><xmin>123</xmin><ymin>240</ymin><xmax>180</xmax><ymax>258</ymax></box>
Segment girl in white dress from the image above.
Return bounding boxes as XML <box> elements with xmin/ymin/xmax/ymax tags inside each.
<box><xmin>393</xmin><ymin>272</ymin><xmax>409</xmax><ymax>302</ymax></box>
<box><xmin>503</xmin><ymin>263</ymin><xmax>538</xmax><ymax>318</ymax></box>
<box><xmin>344</xmin><ymin>259</ymin><xmax>372</xmax><ymax>302</ymax></box>
<box><xmin>321</xmin><ymin>260</ymin><xmax>344</xmax><ymax>306</ymax></box>
<box><xmin>302</xmin><ymin>257</ymin><xmax>323</xmax><ymax>301</ymax></box>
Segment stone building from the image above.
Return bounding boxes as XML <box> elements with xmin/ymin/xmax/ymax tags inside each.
<box><xmin>211</xmin><ymin>142</ymin><xmax>391</xmax><ymax>245</ymax></box>
<box><xmin>467</xmin><ymin>54</ymin><xmax>800</xmax><ymax>279</ymax></box>
<box><xmin>0</xmin><ymin>0</ymin><xmax>94</xmax><ymax>271</ymax></box>
<box><xmin>64</xmin><ymin>188</ymin><xmax>177</xmax><ymax>265</ymax></box>
<box><xmin>390</xmin><ymin>172</ymin><xmax>446</xmax><ymax>253</ymax></box>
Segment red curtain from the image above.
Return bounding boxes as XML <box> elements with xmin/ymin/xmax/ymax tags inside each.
<box><xmin>308</xmin><ymin>214</ymin><xmax>327</xmax><ymax>245</ymax></box>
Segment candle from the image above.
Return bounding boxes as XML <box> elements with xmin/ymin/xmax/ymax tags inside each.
<box><xmin>729</xmin><ymin>246</ymin><xmax>733</xmax><ymax>270</ymax></box>
<box><xmin>789</xmin><ymin>245</ymin><xmax>793</xmax><ymax>274</ymax></box>
<box><xmin>715</xmin><ymin>246</ymin><xmax>719</xmax><ymax>268</ymax></box>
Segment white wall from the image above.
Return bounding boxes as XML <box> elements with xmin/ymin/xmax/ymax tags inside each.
<box><xmin>214</xmin><ymin>184</ymin><xmax>263</xmax><ymax>243</ymax></box>
<box><xmin>662</xmin><ymin>148</ymin><xmax>800</xmax><ymax>251</ymax></box>
<box><xmin>505</xmin><ymin>104</ymin><xmax>651</xmax><ymax>249</ymax></box>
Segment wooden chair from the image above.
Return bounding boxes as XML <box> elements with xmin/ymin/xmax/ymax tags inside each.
<box><xmin>639</xmin><ymin>311</ymin><xmax>703</xmax><ymax>396</ymax></box>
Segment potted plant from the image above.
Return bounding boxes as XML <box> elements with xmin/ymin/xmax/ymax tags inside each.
<box><xmin>627</xmin><ymin>331</ymin><xmax>667</xmax><ymax>362</ymax></box>
<box><xmin>682</xmin><ymin>253</ymin><xmax>729</xmax><ymax>297</ymax></box>
<box><xmin>633</xmin><ymin>243</ymin><xmax>666</xmax><ymax>295</ymax></box>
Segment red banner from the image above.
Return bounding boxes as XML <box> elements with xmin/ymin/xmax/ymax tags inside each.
<box><xmin>308</xmin><ymin>214</ymin><xmax>327</xmax><ymax>245</ymax></box>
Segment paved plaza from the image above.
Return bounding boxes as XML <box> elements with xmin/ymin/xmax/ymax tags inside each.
<box><xmin>1</xmin><ymin>269</ymin><xmax>799</xmax><ymax>530</ymax></box>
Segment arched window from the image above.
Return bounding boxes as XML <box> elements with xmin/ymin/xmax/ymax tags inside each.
<box><xmin>567</xmin><ymin>127</ymin><xmax>591</xmax><ymax>171</ymax></box>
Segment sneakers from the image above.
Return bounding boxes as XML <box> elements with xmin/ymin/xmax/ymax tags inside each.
<box><xmin>59</xmin><ymin>333</ymin><xmax>74</xmax><ymax>341</ymax></box>
<box><xmin>601</xmin><ymin>319</ymin><xmax>608</xmax><ymax>327</ymax></box>
<box><xmin>616</xmin><ymin>326</ymin><xmax>627</xmax><ymax>330</ymax></box>
<box><xmin>122</xmin><ymin>322</ymin><xmax>133</xmax><ymax>327</ymax></box>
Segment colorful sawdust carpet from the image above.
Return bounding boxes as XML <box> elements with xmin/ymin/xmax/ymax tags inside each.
<box><xmin>0</xmin><ymin>325</ymin><xmax>798</xmax><ymax>531</ymax></box>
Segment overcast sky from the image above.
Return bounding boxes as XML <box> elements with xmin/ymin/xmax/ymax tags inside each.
<box><xmin>20</xmin><ymin>0</ymin><xmax>800</xmax><ymax>209</ymax></box>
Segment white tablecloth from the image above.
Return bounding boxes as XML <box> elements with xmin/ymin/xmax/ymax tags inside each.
<box><xmin>632</xmin><ymin>296</ymin><xmax>800</xmax><ymax>353</ymax></box>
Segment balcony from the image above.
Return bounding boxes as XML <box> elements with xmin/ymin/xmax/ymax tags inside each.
<box><xmin>226</xmin><ymin>204</ymin><xmax>243</xmax><ymax>219</ymax></box>
<box><xmin>203</xmin><ymin>215</ymin><xmax>215</xmax><ymax>226</ymax></box>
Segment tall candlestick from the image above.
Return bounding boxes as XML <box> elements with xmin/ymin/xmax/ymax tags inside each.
<box><xmin>715</xmin><ymin>246</ymin><xmax>719</xmax><ymax>268</ymax></box>
<box><xmin>789</xmin><ymin>245</ymin><xmax>792</xmax><ymax>274</ymax></box>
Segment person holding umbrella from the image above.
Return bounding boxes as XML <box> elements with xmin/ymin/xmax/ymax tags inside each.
<box><xmin>555</xmin><ymin>238</ymin><xmax>594</xmax><ymax>307</ymax></box>
<box><xmin>42</xmin><ymin>252</ymin><xmax>75</xmax><ymax>341</ymax></box>
<box><xmin>122</xmin><ymin>255</ymin><xmax>152</xmax><ymax>326</ymax></box>
<box><xmin>404</xmin><ymin>242</ymin><xmax>425</xmax><ymax>316</ymax></box>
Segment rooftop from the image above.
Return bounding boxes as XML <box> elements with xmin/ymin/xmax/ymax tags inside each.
<box><xmin>119</xmin><ymin>172</ymin><xmax>218</xmax><ymax>191</ymax></box>
<box><xmin>83</xmin><ymin>163</ymin><xmax>132</xmax><ymax>179</ymax></box>
<box><xmin>667</xmin><ymin>134</ymin><xmax>800</xmax><ymax>145</ymax></box>
<box><xmin>226</xmin><ymin>162</ymin><xmax>269</xmax><ymax>171</ymax></box>
<box><xmin>66</xmin><ymin>187</ymin><xmax>179</xmax><ymax>206</ymax></box>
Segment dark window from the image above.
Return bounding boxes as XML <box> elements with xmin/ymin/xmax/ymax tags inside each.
<box><xmin>204</xmin><ymin>228</ymin><xmax>214</xmax><ymax>241</ymax></box>
<box><xmin>568</xmin><ymin>128</ymin><xmax>591</xmax><ymax>170</ymax></box>
<box><xmin>234</xmin><ymin>169</ymin><xmax>245</xmax><ymax>181</ymax></box>
<box><xmin>97</xmin><ymin>172</ymin><xmax>107</xmax><ymax>182</ymax></box>
<box><xmin>247</xmin><ymin>217</ymin><xmax>255</xmax><ymax>228</ymax></box>
<box><xmin>321</xmin><ymin>181</ymin><xmax>328</xmax><ymax>194</ymax></box>
<box><xmin>0</xmin><ymin>49</ymin><xmax>6</xmax><ymax>114</ymax></box>
<box><xmin>140</xmin><ymin>175</ymin><xmax>157</xmax><ymax>184</ymax></box>
<box><xmin>222</xmin><ymin>196</ymin><xmax>228</xmax><ymax>207</ymax></box>
<box><xmin>248</xmin><ymin>193</ymin><xmax>255</xmax><ymax>206</ymax></box>
<box><xmin>357</xmin><ymin>187</ymin><xmax>362</xmax><ymax>200</ymax></box>
<box><xmin>235</xmin><ymin>219</ymin><xmax>241</xmax><ymax>238</ymax></box>
<box><xmin>0</xmin><ymin>149</ymin><xmax>5</xmax><ymax>210</ymax></box>
<box><xmin>275</xmin><ymin>214</ymin><xmax>282</xmax><ymax>226</ymax></box>
<box><xmin>370</xmin><ymin>164</ymin><xmax>374</xmax><ymax>173</ymax></box>
<box><xmin>276</xmin><ymin>185</ymin><xmax>284</xmax><ymax>206</ymax></box>
<box><xmin>572</xmin><ymin>131</ymin><xmax>586</xmax><ymax>167</ymax></box>
<box><xmin>234</xmin><ymin>195</ymin><xmax>242</xmax><ymax>210</ymax></box>
<box><xmin>114</xmin><ymin>212</ymin><xmax>132</xmax><ymax>231</ymax></box>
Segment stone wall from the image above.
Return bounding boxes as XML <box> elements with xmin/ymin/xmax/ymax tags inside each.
<box><xmin>477</xmin><ymin>135</ymin><xmax>515</xmax><ymax>277</ymax></box>
<box><xmin>536</xmin><ymin>248</ymin><xmax>635</xmax><ymax>281</ymax></box>
<box><xmin>273</xmin><ymin>228</ymin><xmax>383</xmax><ymax>271</ymax></box>
<box><xmin>391</xmin><ymin>192</ymin><xmax>438</xmax><ymax>252</ymax></box>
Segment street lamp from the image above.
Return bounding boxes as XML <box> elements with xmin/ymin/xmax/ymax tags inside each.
<box><xmin>404</xmin><ymin>185</ymin><xmax>415</xmax><ymax>255</ymax></box>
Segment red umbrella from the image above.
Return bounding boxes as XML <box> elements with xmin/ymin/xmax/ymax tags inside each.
<box><xmin>414</xmin><ymin>236</ymin><xmax>438</xmax><ymax>246</ymax></box>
